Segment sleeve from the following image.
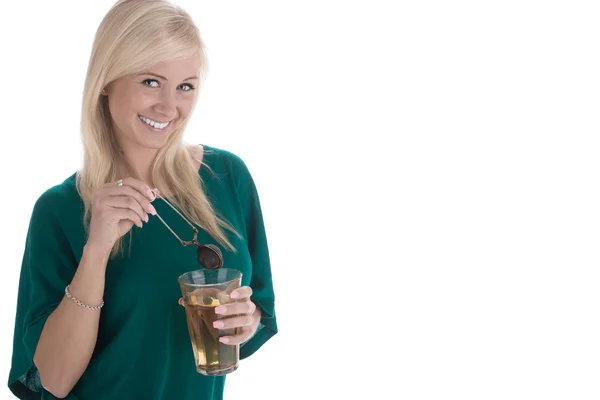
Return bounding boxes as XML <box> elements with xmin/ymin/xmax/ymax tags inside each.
<box><xmin>8</xmin><ymin>188</ymin><xmax>78</xmax><ymax>399</ymax></box>
<box><xmin>230</xmin><ymin>154</ymin><xmax>278</xmax><ymax>360</ymax></box>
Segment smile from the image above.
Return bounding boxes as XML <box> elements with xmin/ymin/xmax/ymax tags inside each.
<box><xmin>138</xmin><ymin>114</ymin><xmax>171</xmax><ymax>130</ymax></box>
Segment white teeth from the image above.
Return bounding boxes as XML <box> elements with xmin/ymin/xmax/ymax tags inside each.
<box><xmin>139</xmin><ymin>115</ymin><xmax>170</xmax><ymax>130</ymax></box>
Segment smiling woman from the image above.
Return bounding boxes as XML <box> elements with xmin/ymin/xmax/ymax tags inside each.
<box><xmin>8</xmin><ymin>1</ymin><xmax>277</xmax><ymax>399</ymax></box>
<box><xmin>103</xmin><ymin>57</ymin><xmax>201</xmax><ymax>151</ymax></box>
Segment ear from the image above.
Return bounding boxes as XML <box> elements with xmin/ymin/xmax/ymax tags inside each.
<box><xmin>101</xmin><ymin>83</ymin><xmax>112</xmax><ymax>96</ymax></box>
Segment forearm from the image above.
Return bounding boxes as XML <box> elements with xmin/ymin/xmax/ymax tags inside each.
<box><xmin>33</xmin><ymin>244</ymin><xmax>109</xmax><ymax>398</ymax></box>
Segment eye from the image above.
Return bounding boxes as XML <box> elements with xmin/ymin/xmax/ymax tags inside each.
<box><xmin>179</xmin><ymin>83</ymin><xmax>195</xmax><ymax>92</ymax></box>
<box><xmin>142</xmin><ymin>79</ymin><xmax>159</xmax><ymax>88</ymax></box>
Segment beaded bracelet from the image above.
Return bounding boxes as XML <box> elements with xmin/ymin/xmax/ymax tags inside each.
<box><xmin>65</xmin><ymin>285</ymin><xmax>104</xmax><ymax>311</ymax></box>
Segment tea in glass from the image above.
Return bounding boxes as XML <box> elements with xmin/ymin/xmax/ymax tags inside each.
<box><xmin>178</xmin><ymin>269</ymin><xmax>242</xmax><ymax>376</ymax></box>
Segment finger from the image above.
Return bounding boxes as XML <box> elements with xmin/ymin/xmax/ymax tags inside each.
<box><xmin>230</xmin><ymin>286</ymin><xmax>253</xmax><ymax>300</ymax></box>
<box><xmin>107</xmin><ymin>186</ymin><xmax>156</xmax><ymax>216</ymax></box>
<box><xmin>107</xmin><ymin>177</ymin><xmax>156</xmax><ymax>201</ymax></box>
<box><xmin>214</xmin><ymin>300</ymin><xmax>256</xmax><ymax>316</ymax></box>
<box><xmin>113</xmin><ymin>208</ymin><xmax>144</xmax><ymax>228</ymax></box>
<box><xmin>212</xmin><ymin>315</ymin><xmax>253</xmax><ymax>330</ymax></box>
<box><xmin>219</xmin><ymin>326</ymin><xmax>253</xmax><ymax>345</ymax></box>
<box><xmin>150</xmin><ymin>188</ymin><xmax>160</xmax><ymax>202</ymax></box>
<box><xmin>104</xmin><ymin>196</ymin><xmax>149</xmax><ymax>223</ymax></box>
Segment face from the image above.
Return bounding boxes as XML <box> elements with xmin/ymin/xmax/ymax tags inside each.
<box><xmin>104</xmin><ymin>55</ymin><xmax>201</xmax><ymax>151</ymax></box>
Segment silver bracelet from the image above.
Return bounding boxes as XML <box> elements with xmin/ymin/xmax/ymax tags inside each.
<box><xmin>65</xmin><ymin>285</ymin><xmax>104</xmax><ymax>311</ymax></box>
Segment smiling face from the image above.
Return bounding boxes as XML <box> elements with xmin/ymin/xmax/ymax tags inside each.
<box><xmin>104</xmin><ymin>54</ymin><xmax>201</xmax><ymax>152</ymax></box>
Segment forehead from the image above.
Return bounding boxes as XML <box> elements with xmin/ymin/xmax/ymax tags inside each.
<box><xmin>138</xmin><ymin>55</ymin><xmax>201</xmax><ymax>80</ymax></box>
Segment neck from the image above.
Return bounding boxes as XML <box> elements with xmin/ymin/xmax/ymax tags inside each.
<box><xmin>116</xmin><ymin>145</ymin><xmax>159</xmax><ymax>186</ymax></box>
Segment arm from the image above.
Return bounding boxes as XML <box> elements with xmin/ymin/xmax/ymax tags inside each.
<box><xmin>33</xmin><ymin>244</ymin><xmax>109</xmax><ymax>398</ymax></box>
<box><xmin>229</xmin><ymin>152</ymin><xmax>278</xmax><ymax>358</ymax></box>
<box><xmin>23</xmin><ymin>178</ymin><xmax>153</xmax><ymax>397</ymax></box>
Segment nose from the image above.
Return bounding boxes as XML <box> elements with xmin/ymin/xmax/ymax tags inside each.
<box><xmin>153</xmin><ymin>89</ymin><xmax>178</xmax><ymax>120</ymax></box>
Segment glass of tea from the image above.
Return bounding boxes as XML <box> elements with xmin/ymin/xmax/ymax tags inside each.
<box><xmin>178</xmin><ymin>268</ymin><xmax>243</xmax><ymax>376</ymax></box>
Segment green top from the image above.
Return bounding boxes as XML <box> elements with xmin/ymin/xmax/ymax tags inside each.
<box><xmin>8</xmin><ymin>145</ymin><xmax>277</xmax><ymax>400</ymax></box>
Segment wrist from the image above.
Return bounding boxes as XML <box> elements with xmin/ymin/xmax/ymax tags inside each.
<box><xmin>83</xmin><ymin>242</ymin><xmax>111</xmax><ymax>265</ymax></box>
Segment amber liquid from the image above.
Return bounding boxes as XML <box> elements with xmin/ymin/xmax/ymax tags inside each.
<box><xmin>184</xmin><ymin>296</ymin><xmax>239</xmax><ymax>376</ymax></box>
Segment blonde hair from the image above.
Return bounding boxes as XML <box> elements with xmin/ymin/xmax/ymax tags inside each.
<box><xmin>77</xmin><ymin>0</ymin><xmax>239</xmax><ymax>258</ymax></box>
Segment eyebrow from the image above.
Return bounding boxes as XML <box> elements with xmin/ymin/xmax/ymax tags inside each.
<box><xmin>138</xmin><ymin>72</ymin><xmax>199</xmax><ymax>81</ymax></box>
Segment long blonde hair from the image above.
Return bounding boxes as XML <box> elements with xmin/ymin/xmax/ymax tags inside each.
<box><xmin>77</xmin><ymin>0</ymin><xmax>239</xmax><ymax>258</ymax></box>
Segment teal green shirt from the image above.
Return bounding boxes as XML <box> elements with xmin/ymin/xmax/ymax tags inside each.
<box><xmin>8</xmin><ymin>145</ymin><xmax>277</xmax><ymax>399</ymax></box>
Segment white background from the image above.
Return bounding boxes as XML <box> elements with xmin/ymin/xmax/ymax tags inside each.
<box><xmin>1</xmin><ymin>0</ymin><xmax>599</xmax><ymax>399</ymax></box>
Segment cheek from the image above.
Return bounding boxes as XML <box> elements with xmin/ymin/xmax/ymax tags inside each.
<box><xmin>178</xmin><ymin>100</ymin><xmax>195</xmax><ymax>119</ymax></box>
<box><xmin>111</xmin><ymin>89</ymin><xmax>150</xmax><ymax>115</ymax></box>
<box><xmin>133</xmin><ymin>92</ymin><xmax>156</xmax><ymax>110</ymax></box>
<box><xmin>109</xmin><ymin>94</ymin><xmax>136</xmax><ymax>122</ymax></box>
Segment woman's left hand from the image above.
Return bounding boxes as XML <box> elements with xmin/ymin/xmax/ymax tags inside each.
<box><xmin>179</xmin><ymin>286</ymin><xmax>261</xmax><ymax>345</ymax></box>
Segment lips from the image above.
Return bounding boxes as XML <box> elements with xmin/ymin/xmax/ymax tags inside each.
<box><xmin>138</xmin><ymin>114</ymin><xmax>170</xmax><ymax>130</ymax></box>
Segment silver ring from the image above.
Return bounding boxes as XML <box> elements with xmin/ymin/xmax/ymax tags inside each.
<box><xmin>117</xmin><ymin>179</ymin><xmax>124</xmax><ymax>187</ymax></box>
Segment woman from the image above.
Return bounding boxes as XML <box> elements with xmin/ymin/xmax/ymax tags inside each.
<box><xmin>8</xmin><ymin>0</ymin><xmax>277</xmax><ymax>398</ymax></box>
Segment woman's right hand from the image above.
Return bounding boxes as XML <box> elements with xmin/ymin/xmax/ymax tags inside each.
<box><xmin>86</xmin><ymin>178</ymin><xmax>158</xmax><ymax>254</ymax></box>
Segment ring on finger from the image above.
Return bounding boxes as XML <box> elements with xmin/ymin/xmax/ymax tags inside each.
<box><xmin>117</xmin><ymin>179</ymin><xmax>124</xmax><ymax>187</ymax></box>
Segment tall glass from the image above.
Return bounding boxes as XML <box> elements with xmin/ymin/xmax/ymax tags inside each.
<box><xmin>178</xmin><ymin>268</ymin><xmax>242</xmax><ymax>376</ymax></box>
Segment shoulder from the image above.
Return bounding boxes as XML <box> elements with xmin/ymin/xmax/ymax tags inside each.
<box><xmin>31</xmin><ymin>173</ymin><xmax>81</xmax><ymax>220</ymax></box>
<box><xmin>200</xmin><ymin>144</ymin><xmax>251</xmax><ymax>176</ymax></box>
<box><xmin>185</xmin><ymin>143</ymin><xmax>205</xmax><ymax>169</ymax></box>
<box><xmin>20</xmin><ymin>174</ymin><xmax>84</xmax><ymax>258</ymax></box>
<box><xmin>185</xmin><ymin>143</ymin><xmax>247</xmax><ymax>173</ymax></box>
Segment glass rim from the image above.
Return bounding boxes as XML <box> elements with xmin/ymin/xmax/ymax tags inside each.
<box><xmin>177</xmin><ymin>268</ymin><xmax>242</xmax><ymax>288</ymax></box>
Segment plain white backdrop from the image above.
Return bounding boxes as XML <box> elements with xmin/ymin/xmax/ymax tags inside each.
<box><xmin>1</xmin><ymin>0</ymin><xmax>599</xmax><ymax>399</ymax></box>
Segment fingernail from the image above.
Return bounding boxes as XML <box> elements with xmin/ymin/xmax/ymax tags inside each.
<box><xmin>148</xmin><ymin>204</ymin><xmax>157</xmax><ymax>215</ymax></box>
<box><xmin>144</xmin><ymin>214</ymin><xmax>149</xmax><ymax>223</ymax></box>
<box><xmin>230</xmin><ymin>292</ymin><xmax>239</xmax><ymax>299</ymax></box>
<box><xmin>147</xmin><ymin>190</ymin><xmax>155</xmax><ymax>201</ymax></box>
<box><xmin>215</xmin><ymin>306</ymin><xmax>227</xmax><ymax>314</ymax></box>
<box><xmin>219</xmin><ymin>337</ymin><xmax>230</xmax><ymax>344</ymax></box>
<box><xmin>213</xmin><ymin>321</ymin><xmax>225</xmax><ymax>328</ymax></box>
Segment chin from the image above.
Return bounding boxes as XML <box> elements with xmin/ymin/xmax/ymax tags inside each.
<box><xmin>134</xmin><ymin>116</ymin><xmax>177</xmax><ymax>148</ymax></box>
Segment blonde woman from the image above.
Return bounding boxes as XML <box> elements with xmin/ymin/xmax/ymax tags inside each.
<box><xmin>8</xmin><ymin>0</ymin><xmax>277</xmax><ymax>398</ymax></box>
